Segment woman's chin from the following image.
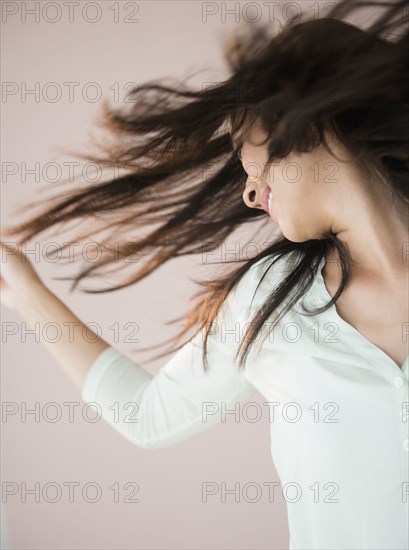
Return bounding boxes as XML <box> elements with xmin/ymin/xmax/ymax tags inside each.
<box><xmin>280</xmin><ymin>223</ymin><xmax>310</xmax><ymax>243</ymax></box>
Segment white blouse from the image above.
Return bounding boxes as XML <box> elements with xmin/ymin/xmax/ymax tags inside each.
<box><xmin>81</xmin><ymin>251</ymin><xmax>409</xmax><ymax>550</ymax></box>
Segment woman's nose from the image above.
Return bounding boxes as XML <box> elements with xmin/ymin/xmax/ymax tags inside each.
<box><xmin>242</xmin><ymin>179</ymin><xmax>263</xmax><ymax>209</ymax></box>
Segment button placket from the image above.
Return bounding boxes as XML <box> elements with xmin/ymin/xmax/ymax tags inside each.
<box><xmin>390</xmin><ymin>374</ymin><xmax>409</xmax><ymax>458</ymax></box>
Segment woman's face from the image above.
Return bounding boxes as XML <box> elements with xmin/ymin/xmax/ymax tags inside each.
<box><xmin>235</xmin><ymin>118</ymin><xmax>354</xmax><ymax>242</ymax></box>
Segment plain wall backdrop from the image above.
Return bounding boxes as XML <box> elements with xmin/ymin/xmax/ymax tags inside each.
<box><xmin>1</xmin><ymin>1</ymin><xmax>379</xmax><ymax>549</ymax></box>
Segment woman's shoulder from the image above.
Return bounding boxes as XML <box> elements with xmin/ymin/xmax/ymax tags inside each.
<box><xmin>232</xmin><ymin>249</ymin><xmax>302</xmax><ymax>313</ymax></box>
<box><xmin>248</xmin><ymin>249</ymin><xmax>301</xmax><ymax>276</ymax></box>
<box><xmin>244</xmin><ymin>249</ymin><xmax>301</xmax><ymax>284</ymax></box>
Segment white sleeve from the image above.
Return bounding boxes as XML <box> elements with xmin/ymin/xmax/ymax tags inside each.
<box><xmin>81</xmin><ymin>274</ymin><xmax>258</xmax><ymax>450</ymax></box>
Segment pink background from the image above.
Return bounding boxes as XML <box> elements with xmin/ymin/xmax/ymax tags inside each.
<box><xmin>1</xmin><ymin>1</ymin><xmax>373</xmax><ymax>548</ymax></box>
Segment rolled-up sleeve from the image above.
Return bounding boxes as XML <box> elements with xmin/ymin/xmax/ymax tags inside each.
<box><xmin>81</xmin><ymin>280</ymin><xmax>258</xmax><ymax>449</ymax></box>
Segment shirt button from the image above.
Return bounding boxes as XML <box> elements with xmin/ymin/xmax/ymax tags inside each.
<box><xmin>403</xmin><ymin>440</ymin><xmax>409</xmax><ymax>452</ymax></box>
<box><xmin>394</xmin><ymin>377</ymin><xmax>404</xmax><ymax>388</ymax></box>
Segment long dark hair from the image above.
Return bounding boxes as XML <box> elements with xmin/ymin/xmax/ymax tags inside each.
<box><xmin>3</xmin><ymin>0</ymin><xmax>408</xmax><ymax>370</ymax></box>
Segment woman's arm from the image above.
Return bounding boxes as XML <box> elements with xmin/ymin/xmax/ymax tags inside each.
<box><xmin>1</xmin><ymin>241</ymin><xmax>259</xmax><ymax>450</ymax></box>
<box><xmin>1</xmin><ymin>241</ymin><xmax>110</xmax><ymax>390</ymax></box>
<box><xmin>80</xmin><ymin>313</ymin><xmax>257</xmax><ymax>449</ymax></box>
<box><xmin>15</xmin><ymin>283</ymin><xmax>110</xmax><ymax>392</ymax></box>
<box><xmin>15</xmin><ymin>278</ymin><xmax>257</xmax><ymax>450</ymax></box>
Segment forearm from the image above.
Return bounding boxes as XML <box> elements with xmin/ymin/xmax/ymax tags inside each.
<box><xmin>15</xmin><ymin>283</ymin><xmax>110</xmax><ymax>392</ymax></box>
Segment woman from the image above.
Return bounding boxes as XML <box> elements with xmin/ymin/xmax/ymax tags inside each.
<box><xmin>1</xmin><ymin>0</ymin><xmax>408</xmax><ymax>548</ymax></box>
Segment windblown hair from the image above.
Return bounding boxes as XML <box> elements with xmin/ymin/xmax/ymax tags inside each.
<box><xmin>3</xmin><ymin>0</ymin><xmax>408</xmax><ymax>370</ymax></box>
